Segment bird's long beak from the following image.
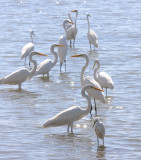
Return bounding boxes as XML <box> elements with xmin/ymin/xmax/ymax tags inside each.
<box><xmin>37</xmin><ymin>52</ymin><xmax>48</xmax><ymax>57</ymax></box>
<box><xmin>92</xmin><ymin>63</ymin><xmax>96</xmax><ymax>70</ymax></box>
<box><xmin>56</xmin><ymin>44</ymin><xmax>64</xmax><ymax>47</ymax></box>
<box><xmin>92</xmin><ymin>121</ymin><xmax>96</xmax><ymax>127</ymax></box>
<box><xmin>71</xmin><ymin>10</ymin><xmax>77</xmax><ymax>12</ymax></box>
<box><xmin>91</xmin><ymin>86</ymin><xmax>104</xmax><ymax>92</ymax></box>
<box><xmin>68</xmin><ymin>20</ymin><xmax>74</xmax><ymax>24</ymax></box>
<box><xmin>70</xmin><ymin>54</ymin><xmax>82</xmax><ymax>57</ymax></box>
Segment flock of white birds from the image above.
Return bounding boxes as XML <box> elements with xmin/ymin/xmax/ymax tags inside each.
<box><xmin>0</xmin><ymin>10</ymin><xmax>114</xmax><ymax>147</ymax></box>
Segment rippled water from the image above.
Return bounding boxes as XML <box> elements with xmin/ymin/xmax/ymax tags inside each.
<box><xmin>0</xmin><ymin>0</ymin><xmax>141</xmax><ymax>159</ymax></box>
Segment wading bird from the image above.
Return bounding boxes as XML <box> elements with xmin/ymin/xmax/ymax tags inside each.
<box><xmin>43</xmin><ymin>84</ymin><xmax>103</xmax><ymax>133</ymax></box>
<box><xmin>35</xmin><ymin>44</ymin><xmax>64</xmax><ymax>77</ymax></box>
<box><xmin>0</xmin><ymin>51</ymin><xmax>47</xmax><ymax>89</ymax></box>
<box><xmin>93</xmin><ymin>60</ymin><xmax>114</xmax><ymax>97</ymax></box>
<box><xmin>66</xmin><ymin>10</ymin><xmax>78</xmax><ymax>47</ymax></box>
<box><xmin>93</xmin><ymin>118</ymin><xmax>105</xmax><ymax>146</ymax></box>
<box><xmin>87</xmin><ymin>14</ymin><xmax>98</xmax><ymax>50</ymax></box>
<box><xmin>71</xmin><ymin>54</ymin><xmax>105</xmax><ymax>115</ymax></box>
<box><xmin>58</xmin><ymin>19</ymin><xmax>73</xmax><ymax>72</ymax></box>
<box><xmin>21</xmin><ymin>30</ymin><xmax>35</xmax><ymax>65</ymax></box>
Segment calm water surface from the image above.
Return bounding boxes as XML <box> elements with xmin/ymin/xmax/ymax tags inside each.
<box><xmin>0</xmin><ymin>0</ymin><xmax>141</xmax><ymax>159</ymax></box>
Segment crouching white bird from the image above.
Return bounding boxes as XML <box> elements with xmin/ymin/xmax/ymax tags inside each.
<box><xmin>35</xmin><ymin>44</ymin><xmax>64</xmax><ymax>77</ymax></box>
<box><xmin>0</xmin><ymin>51</ymin><xmax>47</xmax><ymax>90</ymax></box>
<box><xmin>21</xmin><ymin>30</ymin><xmax>35</xmax><ymax>65</ymax></box>
<box><xmin>43</xmin><ymin>84</ymin><xmax>103</xmax><ymax>133</ymax></box>
<box><xmin>87</xmin><ymin>14</ymin><xmax>98</xmax><ymax>50</ymax></box>
<box><xmin>93</xmin><ymin>60</ymin><xmax>114</xmax><ymax>97</ymax></box>
<box><xmin>93</xmin><ymin>118</ymin><xmax>105</xmax><ymax>146</ymax></box>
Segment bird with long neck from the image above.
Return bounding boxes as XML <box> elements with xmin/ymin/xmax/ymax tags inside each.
<box><xmin>93</xmin><ymin>60</ymin><xmax>114</xmax><ymax>97</ymax></box>
<box><xmin>87</xmin><ymin>14</ymin><xmax>98</xmax><ymax>50</ymax></box>
<box><xmin>21</xmin><ymin>30</ymin><xmax>35</xmax><ymax>66</ymax></box>
<box><xmin>58</xmin><ymin>19</ymin><xmax>73</xmax><ymax>72</ymax></box>
<box><xmin>35</xmin><ymin>44</ymin><xmax>64</xmax><ymax>77</ymax></box>
<box><xmin>71</xmin><ymin>54</ymin><xmax>105</xmax><ymax>115</ymax></box>
<box><xmin>93</xmin><ymin>118</ymin><xmax>105</xmax><ymax>146</ymax></box>
<box><xmin>43</xmin><ymin>85</ymin><xmax>103</xmax><ymax>133</ymax></box>
<box><xmin>0</xmin><ymin>51</ymin><xmax>47</xmax><ymax>90</ymax></box>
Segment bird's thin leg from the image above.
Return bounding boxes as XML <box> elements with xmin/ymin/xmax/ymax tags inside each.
<box><xmin>71</xmin><ymin>123</ymin><xmax>73</xmax><ymax>133</ymax></box>
<box><xmin>70</xmin><ymin>40</ymin><xmax>72</xmax><ymax>48</ymax></box>
<box><xmin>103</xmin><ymin>138</ymin><xmax>104</xmax><ymax>146</ymax></box>
<box><xmin>90</xmin><ymin>105</ymin><xmax>93</xmax><ymax>117</ymax></box>
<box><xmin>60</xmin><ymin>63</ymin><xmax>62</xmax><ymax>73</ymax></box>
<box><xmin>97</xmin><ymin>136</ymin><xmax>99</xmax><ymax>147</ymax></box>
<box><xmin>18</xmin><ymin>84</ymin><xmax>21</xmax><ymax>90</ymax></box>
<box><xmin>24</xmin><ymin>57</ymin><xmax>26</xmax><ymax>66</ymax></box>
<box><xmin>90</xmin><ymin>43</ymin><xmax>91</xmax><ymax>50</ymax></box>
<box><xmin>67</xmin><ymin>124</ymin><xmax>70</xmax><ymax>132</ymax></box>
<box><xmin>94</xmin><ymin>98</ymin><xmax>97</xmax><ymax>115</ymax></box>
<box><xmin>64</xmin><ymin>60</ymin><xmax>66</xmax><ymax>72</ymax></box>
<box><xmin>29</xmin><ymin>61</ymin><xmax>30</xmax><ymax>66</ymax></box>
<box><xmin>94</xmin><ymin>46</ymin><xmax>95</xmax><ymax>51</ymax></box>
<box><xmin>73</xmin><ymin>39</ymin><xmax>75</xmax><ymax>47</ymax></box>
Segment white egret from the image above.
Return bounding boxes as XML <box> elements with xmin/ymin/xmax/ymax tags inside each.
<box><xmin>21</xmin><ymin>30</ymin><xmax>35</xmax><ymax>65</ymax></box>
<box><xmin>0</xmin><ymin>51</ymin><xmax>47</xmax><ymax>89</ymax></box>
<box><xmin>66</xmin><ymin>10</ymin><xmax>78</xmax><ymax>47</ymax></box>
<box><xmin>35</xmin><ymin>44</ymin><xmax>64</xmax><ymax>77</ymax></box>
<box><xmin>71</xmin><ymin>54</ymin><xmax>105</xmax><ymax>115</ymax></box>
<box><xmin>87</xmin><ymin>14</ymin><xmax>98</xmax><ymax>50</ymax></box>
<box><xmin>58</xmin><ymin>19</ymin><xmax>73</xmax><ymax>72</ymax></box>
<box><xmin>93</xmin><ymin>60</ymin><xmax>114</xmax><ymax>96</ymax></box>
<box><xmin>66</xmin><ymin>12</ymin><xmax>73</xmax><ymax>30</ymax></box>
<box><xmin>93</xmin><ymin>118</ymin><xmax>105</xmax><ymax>146</ymax></box>
<box><xmin>43</xmin><ymin>84</ymin><xmax>103</xmax><ymax>133</ymax></box>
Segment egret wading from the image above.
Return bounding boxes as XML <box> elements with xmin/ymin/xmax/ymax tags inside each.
<box><xmin>87</xmin><ymin>14</ymin><xmax>98</xmax><ymax>50</ymax></box>
<box><xmin>58</xmin><ymin>19</ymin><xmax>73</xmax><ymax>72</ymax></box>
<box><xmin>71</xmin><ymin>54</ymin><xmax>105</xmax><ymax>115</ymax></box>
<box><xmin>0</xmin><ymin>51</ymin><xmax>47</xmax><ymax>89</ymax></box>
<box><xmin>21</xmin><ymin>30</ymin><xmax>35</xmax><ymax>65</ymax></box>
<box><xmin>93</xmin><ymin>60</ymin><xmax>114</xmax><ymax>97</ymax></box>
<box><xmin>93</xmin><ymin>118</ymin><xmax>105</xmax><ymax>146</ymax></box>
<box><xmin>43</xmin><ymin>85</ymin><xmax>103</xmax><ymax>133</ymax></box>
<box><xmin>35</xmin><ymin>44</ymin><xmax>64</xmax><ymax>77</ymax></box>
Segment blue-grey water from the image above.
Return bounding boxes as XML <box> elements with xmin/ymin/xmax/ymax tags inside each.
<box><xmin>0</xmin><ymin>0</ymin><xmax>141</xmax><ymax>159</ymax></box>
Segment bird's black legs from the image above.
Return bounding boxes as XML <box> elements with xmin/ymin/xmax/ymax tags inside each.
<box><xmin>94</xmin><ymin>98</ymin><xmax>97</xmax><ymax>115</ymax></box>
<box><xmin>70</xmin><ymin>40</ymin><xmax>72</xmax><ymax>48</ymax></box>
<box><xmin>64</xmin><ymin>60</ymin><xmax>66</xmax><ymax>72</ymax></box>
<box><xmin>106</xmin><ymin>88</ymin><xmax>107</xmax><ymax>97</ymax></box>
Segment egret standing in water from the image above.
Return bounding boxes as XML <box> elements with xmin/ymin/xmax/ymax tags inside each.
<box><xmin>93</xmin><ymin>118</ymin><xmax>105</xmax><ymax>146</ymax></box>
<box><xmin>58</xmin><ymin>19</ymin><xmax>73</xmax><ymax>72</ymax></box>
<box><xmin>43</xmin><ymin>85</ymin><xmax>103</xmax><ymax>133</ymax></box>
<box><xmin>35</xmin><ymin>44</ymin><xmax>64</xmax><ymax>77</ymax></box>
<box><xmin>0</xmin><ymin>51</ymin><xmax>47</xmax><ymax>89</ymax></box>
<box><xmin>71</xmin><ymin>54</ymin><xmax>105</xmax><ymax>115</ymax></box>
<box><xmin>87</xmin><ymin>14</ymin><xmax>98</xmax><ymax>50</ymax></box>
<box><xmin>93</xmin><ymin>60</ymin><xmax>114</xmax><ymax>97</ymax></box>
<box><xmin>21</xmin><ymin>30</ymin><xmax>35</xmax><ymax>65</ymax></box>
<box><xmin>66</xmin><ymin>10</ymin><xmax>78</xmax><ymax>47</ymax></box>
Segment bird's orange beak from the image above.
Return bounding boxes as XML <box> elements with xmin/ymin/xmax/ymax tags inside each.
<box><xmin>56</xmin><ymin>44</ymin><xmax>64</xmax><ymax>47</ymax></box>
<box><xmin>70</xmin><ymin>54</ymin><xmax>82</xmax><ymax>57</ymax></box>
<box><xmin>38</xmin><ymin>53</ymin><xmax>48</xmax><ymax>57</ymax></box>
<box><xmin>92</xmin><ymin>63</ymin><xmax>96</xmax><ymax>70</ymax></box>
<box><xmin>91</xmin><ymin>86</ymin><xmax>104</xmax><ymax>92</ymax></box>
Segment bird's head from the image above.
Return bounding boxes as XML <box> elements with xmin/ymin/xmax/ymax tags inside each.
<box><xmin>30</xmin><ymin>30</ymin><xmax>35</xmax><ymax>37</ymax></box>
<box><xmin>50</xmin><ymin>44</ymin><xmax>64</xmax><ymax>52</ymax></box>
<box><xmin>93</xmin><ymin>118</ymin><xmax>99</xmax><ymax>127</ymax></box>
<box><xmin>92</xmin><ymin>59</ymin><xmax>100</xmax><ymax>69</ymax></box>
<box><xmin>71</xmin><ymin>9</ymin><xmax>78</xmax><ymax>13</ymax></box>
<box><xmin>30</xmin><ymin>51</ymin><xmax>48</xmax><ymax>57</ymax></box>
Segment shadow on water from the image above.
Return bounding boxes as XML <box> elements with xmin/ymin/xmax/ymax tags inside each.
<box><xmin>96</xmin><ymin>145</ymin><xmax>106</xmax><ymax>159</ymax></box>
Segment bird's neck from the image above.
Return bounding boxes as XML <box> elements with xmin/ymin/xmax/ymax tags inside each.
<box><xmin>81</xmin><ymin>57</ymin><xmax>89</xmax><ymax>86</ymax></box>
<box><xmin>30</xmin><ymin>34</ymin><xmax>33</xmax><ymax>43</ymax></box>
<box><xmin>52</xmin><ymin>51</ymin><xmax>58</xmax><ymax>68</ymax></box>
<box><xmin>28</xmin><ymin>53</ymin><xmax>37</xmax><ymax>79</ymax></box>
<box><xmin>81</xmin><ymin>86</ymin><xmax>92</xmax><ymax>115</ymax></box>
<box><xmin>94</xmin><ymin>63</ymin><xmax>100</xmax><ymax>82</ymax></box>
<box><xmin>87</xmin><ymin>18</ymin><xmax>90</xmax><ymax>32</ymax></box>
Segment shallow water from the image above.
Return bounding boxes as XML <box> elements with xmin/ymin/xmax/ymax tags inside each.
<box><xmin>0</xmin><ymin>0</ymin><xmax>141</xmax><ymax>159</ymax></box>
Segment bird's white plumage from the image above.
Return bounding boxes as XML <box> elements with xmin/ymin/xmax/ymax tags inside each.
<box><xmin>35</xmin><ymin>44</ymin><xmax>63</xmax><ymax>77</ymax></box>
<box><xmin>93</xmin><ymin>118</ymin><xmax>105</xmax><ymax>146</ymax></box>
<box><xmin>87</xmin><ymin>14</ymin><xmax>98</xmax><ymax>49</ymax></box>
<box><xmin>93</xmin><ymin>60</ymin><xmax>114</xmax><ymax>95</ymax></box>
<box><xmin>43</xmin><ymin>85</ymin><xmax>100</xmax><ymax>132</ymax></box>
<box><xmin>0</xmin><ymin>51</ymin><xmax>47</xmax><ymax>89</ymax></box>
